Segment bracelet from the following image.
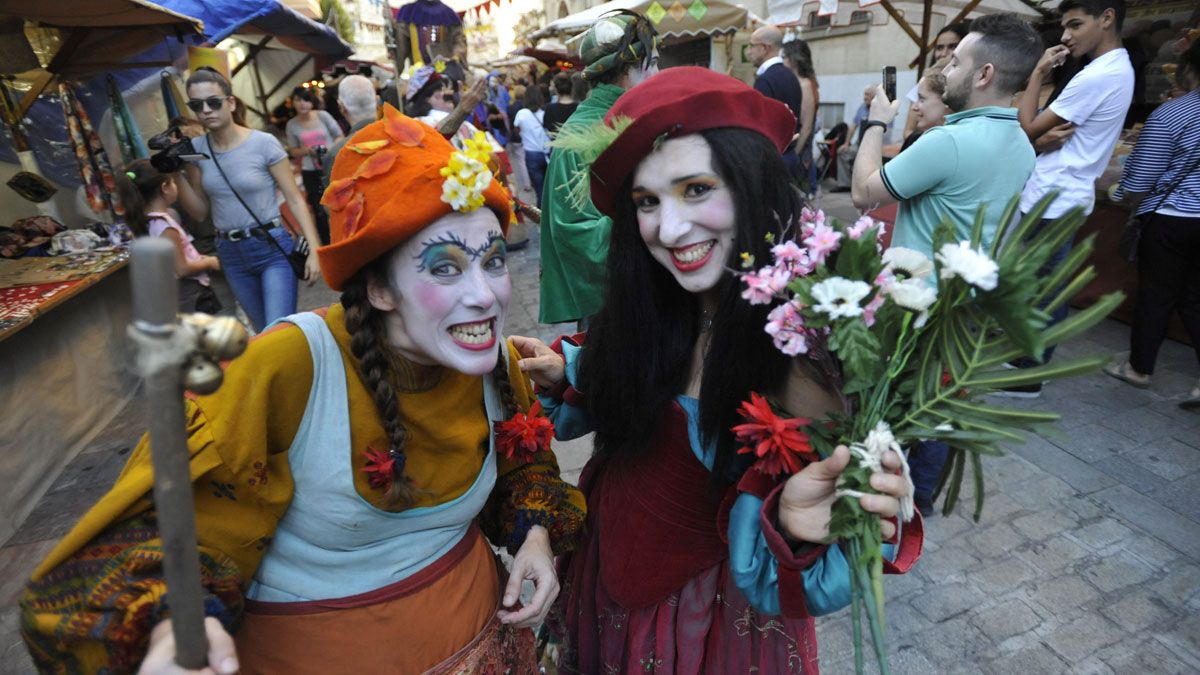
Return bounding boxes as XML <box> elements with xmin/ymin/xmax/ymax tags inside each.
<box><xmin>863</xmin><ymin>120</ymin><xmax>888</xmax><ymax>133</ymax></box>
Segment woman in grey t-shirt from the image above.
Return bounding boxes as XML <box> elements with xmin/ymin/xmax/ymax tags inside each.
<box><xmin>285</xmin><ymin>87</ymin><xmax>343</xmax><ymax>244</ymax></box>
<box><xmin>176</xmin><ymin>68</ymin><xmax>322</xmax><ymax>331</ymax></box>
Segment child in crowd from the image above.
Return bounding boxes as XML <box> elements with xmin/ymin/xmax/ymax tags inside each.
<box><xmin>116</xmin><ymin>159</ymin><xmax>221</xmax><ymax>313</ymax></box>
<box><xmin>901</xmin><ymin>57</ymin><xmax>953</xmax><ymax>151</ymax></box>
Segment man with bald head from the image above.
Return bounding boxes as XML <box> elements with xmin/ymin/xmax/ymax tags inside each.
<box><xmin>749</xmin><ymin>24</ymin><xmax>804</xmax><ymax>178</ymax></box>
<box><xmin>322</xmin><ymin>74</ymin><xmax>379</xmax><ymax>187</ymax></box>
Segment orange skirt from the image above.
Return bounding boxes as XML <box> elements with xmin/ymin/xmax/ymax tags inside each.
<box><xmin>235</xmin><ymin>524</ymin><xmax>536</xmax><ymax>674</ymax></box>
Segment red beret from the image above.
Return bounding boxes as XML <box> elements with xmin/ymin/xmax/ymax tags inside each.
<box><xmin>589</xmin><ymin>67</ymin><xmax>796</xmax><ymax>217</ymax></box>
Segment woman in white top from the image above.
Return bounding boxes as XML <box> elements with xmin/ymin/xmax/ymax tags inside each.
<box><xmin>286</xmin><ymin>87</ymin><xmax>344</xmax><ymax>244</ymax></box>
<box><xmin>512</xmin><ymin>86</ymin><xmax>551</xmax><ymax>207</ymax></box>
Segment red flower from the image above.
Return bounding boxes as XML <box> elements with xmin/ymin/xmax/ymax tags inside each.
<box><xmin>494</xmin><ymin>400</ymin><xmax>555</xmax><ymax>464</ymax></box>
<box><xmin>363</xmin><ymin>446</ymin><xmax>397</xmax><ymax>490</ymax></box>
<box><xmin>732</xmin><ymin>392</ymin><xmax>817</xmax><ymax>476</ymax></box>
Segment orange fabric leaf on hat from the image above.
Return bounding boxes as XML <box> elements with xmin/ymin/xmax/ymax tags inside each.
<box><xmin>322</xmin><ymin>177</ymin><xmax>357</xmax><ymax>211</ymax></box>
<box><xmin>383</xmin><ymin>105</ymin><xmax>424</xmax><ymax>146</ymax></box>
<box><xmin>348</xmin><ymin>140</ymin><xmax>390</xmax><ymax>155</ymax></box>
<box><xmin>354</xmin><ymin>150</ymin><xmax>399</xmax><ymax>180</ymax></box>
<box><xmin>341</xmin><ymin>192</ymin><xmax>366</xmax><ymax>238</ymax></box>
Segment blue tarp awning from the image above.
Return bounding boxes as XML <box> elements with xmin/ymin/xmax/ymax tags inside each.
<box><xmin>0</xmin><ymin>0</ymin><xmax>352</xmax><ymax>191</ymax></box>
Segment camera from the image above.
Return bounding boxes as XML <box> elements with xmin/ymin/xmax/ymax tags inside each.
<box><xmin>148</xmin><ymin>127</ymin><xmax>208</xmax><ymax>173</ymax></box>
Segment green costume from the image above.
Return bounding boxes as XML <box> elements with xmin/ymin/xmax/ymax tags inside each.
<box><xmin>538</xmin><ymin>83</ymin><xmax>624</xmax><ymax>324</ymax></box>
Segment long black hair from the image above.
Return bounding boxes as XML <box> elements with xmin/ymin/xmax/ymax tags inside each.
<box><xmin>578</xmin><ymin>127</ymin><xmax>806</xmax><ymax>484</ymax></box>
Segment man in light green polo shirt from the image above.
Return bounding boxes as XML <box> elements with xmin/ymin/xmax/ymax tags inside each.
<box><xmin>848</xmin><ymin>12</ymin><xmax>1041</xmax><ymax>515</ymax></box>
<box><xmin>851</xmin><ymin>13</ymin><xmax>1041</xmax><ymax>258</ymax></box>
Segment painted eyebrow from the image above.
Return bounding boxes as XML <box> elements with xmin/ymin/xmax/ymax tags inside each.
<box><xmin>414</xmin><ymin>232</ymin><xmax>469</xmax><ymax>271</ymax></box>
<box><xmin>631</xmin><ymin>173</ymin><xmax>719</xmax><ymax>192</ymax></box>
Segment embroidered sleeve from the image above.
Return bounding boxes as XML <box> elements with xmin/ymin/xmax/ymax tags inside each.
<box><xmin>20</xmin><ymin>512</ymin><xmax>244</xmax><ymax>673</ymax></box>
<box><xmin>481</xmin><ymin>341</ymin><xmax>587</xmax><ymax>556</ymax></box>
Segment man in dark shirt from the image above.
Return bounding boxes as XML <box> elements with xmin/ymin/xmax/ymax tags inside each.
<box><xmin>749</xmin><ymin>25</ymin><xmax>803</xmax><ymax>178</ymax></box>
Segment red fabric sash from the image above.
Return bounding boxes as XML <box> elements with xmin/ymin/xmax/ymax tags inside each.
<box><xmin>589</xmin><ymin>402</ymin><xmax>729</xmax><ymax>609</ymax></box>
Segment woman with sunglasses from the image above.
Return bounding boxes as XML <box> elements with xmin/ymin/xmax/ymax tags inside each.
<box><xmin>175</xmin><ymin>67</ymin><xmax>322</xmax><ymax>331</ymax></box>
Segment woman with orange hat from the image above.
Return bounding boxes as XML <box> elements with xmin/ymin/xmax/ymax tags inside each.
<box><xmin>515</xmin><ymin>67</ymin><xmax>922</xmax><ymax>673</ymax></box>
<box><xmin>21</xmin><ymin>109</ymin><xmax>585</xmax><ymax>674</ymax></box>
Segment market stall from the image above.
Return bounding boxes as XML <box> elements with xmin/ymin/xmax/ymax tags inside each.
<box><xmin>0</xmin><ymin>0</ymin><xmax>205</xmax><ymax>544</ymax></box>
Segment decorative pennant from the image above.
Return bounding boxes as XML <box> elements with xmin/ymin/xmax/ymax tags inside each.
<box><xmin>818</xmin><ymin>0</ymin><xmax>839</xmax><ymax>16</ymax></box>
<box><xmin>646</xmin><ymin>1</ymin><xmax>667</xmax><ymax>24</ymax></box>
<box><xmin>668</xmin><ymin>1</ymin><xmax>687</xmax><ymax>21</ymax></box>
<box><xmin>688</xmin><ymin>0</ymin><xmax>708</xmax><ymax>21</ymax></box>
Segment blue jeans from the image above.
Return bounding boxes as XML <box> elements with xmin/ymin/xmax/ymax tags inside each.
<box><xmin>524</xmin><ymin>150</ymin><xmax>548</xmax><ymax>208</ymax></box>
<box><xmin>909</xmin><ymin>440</ymin><xmax>948</xmax><ymax>512</ymax></box>
<box><xmin>1013</xmin><ymin>216</ymin><xmax>1072</xmax><ymax>367</ymax></box>
<box><xmin>215</xmin><ymin>228</ymin><xmax>298</xmax><ymax>331</ymax></box>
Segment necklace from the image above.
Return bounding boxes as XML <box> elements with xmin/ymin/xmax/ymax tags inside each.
<box><xmin>700</xmin><ymin>308</ymin><xmax>713</xmax><ymax>332</ymax></box>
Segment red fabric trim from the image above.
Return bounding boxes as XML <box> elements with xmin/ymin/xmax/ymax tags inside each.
<box><xmin>736</xmin><ymin>468</ymin><xmax>780</xmax><ymax>501</ymax></box>
<box><xmin>244</xmin><ymin>523</ymin><xmax>481</xmax><ymax>615</ymax></box>
<box><xmin>760</xmin><ymin>483</ymin><xmax>828</xmax><ymax>619</ymax></box>
<box><xmin>883</xmin><ymin>511</ymin><xmax>923</xmax><ymax>575</ymax></box>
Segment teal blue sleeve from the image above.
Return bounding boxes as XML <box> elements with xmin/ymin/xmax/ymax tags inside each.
<box><xmin>880</xmin><ymin>127</ymin><xmax>957</xmax><ymax>200</ymax></box>
<box><xmin>727</xmin><ymin>492</ymin><xmax>898</xmax><ymax>616</ymax></box>
<box><xmin>536</xmin><ymin>340</ymin><xmax>592</xmax><ymax>440</ymax></box>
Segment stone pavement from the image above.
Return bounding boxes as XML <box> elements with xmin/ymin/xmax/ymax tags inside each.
<box><xmin>2</xmin><ymin>191</ymin><xmax>1198</xmax><ymax>674</ymax></box>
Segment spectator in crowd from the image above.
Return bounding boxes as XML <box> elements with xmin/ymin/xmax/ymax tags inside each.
<box><xmin>901</xmin><ymin>22</ymin><xmax>972</xmax><ymax>139</ymax></box>
<box><xmin>832</xmin><ymin>85</ymin><xmax>881</xmax><ymax>192</ymax></box>
<box><xmin>850</xmin><ymin>13</ymin><xmax>1042</xmax><ymax>512</ymax></box>
<box><xmin>322</xmin><ymin>75</ymin><xmax>380</xmax><ymax>188</ymax></box>
<box><xmin>285</xmin><ymin>88</ymin><xmax>343</xmax><ymax>245</ymax></box>
<box><xmin>512</xmin><ymin>86</ymin><xmax>552</xmax><ymax>207</ymax></box>
<box><xmin>1106</xmin><ymin>40</ymin><xmax>1200</xmax><ymax>410</ymax></box>
<box><xmin>900</xmin><ymin>57</ymin><xmax>952</xmax><ymax>151</ymax></box>
<box><xmin>542</xmin><ymin>73</ymin><xmax>579</xmax><ymax>136</ymax></box>
<box><xmin>1010</xmin><ymin>0</ymin><xmax>1135</xmax><ymax>396</ymax></box>
<box><xmin>539</xmin><ymin>11</ymin><xmax>658</xmax><ymax>328</ymax></box>
<box><xmin>749</xmin><ymin>25</ymin><xmax>805</xmax><ymax>179</ymax></box>
<box><xmin>571</xmin><ymin>72</ymin><xmax>590</xmax><ymax>102</ymax></box>
<box><xmin>176</xmin><ymin>68</ymin><xmax>323</xmax><ymax>331</ymax></box>
<box><xmin>782</xmin><ymin>39</ymin><xmax>820</xmax><ymax>194</ymax></box>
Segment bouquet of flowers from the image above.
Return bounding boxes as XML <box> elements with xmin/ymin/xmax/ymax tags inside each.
<box><xmin>734</xmin><ymin>195</ymin><xmax>1123</xmax><ymax>674</ymax></box>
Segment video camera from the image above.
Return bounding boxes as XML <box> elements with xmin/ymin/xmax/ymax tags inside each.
<box><xmin>148</xmin><ymin>127</ymin><xmax>209</xmax><ymax>173</ymax></box>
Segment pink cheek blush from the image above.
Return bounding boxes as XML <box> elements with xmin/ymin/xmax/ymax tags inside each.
<box><xmin>412</xmin><ymin>282</ymin><xmax>456</xmax><ymax>316</ymax></box>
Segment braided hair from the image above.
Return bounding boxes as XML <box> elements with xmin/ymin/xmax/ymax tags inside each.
<box><xmin>341</xmin><ymin>264</ymin><xmax>519</xmax><ymax>507</ymax></box>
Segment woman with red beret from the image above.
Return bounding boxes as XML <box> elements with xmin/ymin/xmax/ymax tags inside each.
<box><xmin>21</xmin><ymin>110</ymin><xmax>585</xmax><ymax>674</ymax></box>
<box><xmin>515</xmin><ymin>67</ymin><xmax>922</xmax><ymax>673</ymax></box>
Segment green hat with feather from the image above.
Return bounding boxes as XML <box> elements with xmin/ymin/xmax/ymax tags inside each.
<box><xmin>579</xmin><ymin>10</ymin><xmax>658</xmax><ymax>82</ymax></box>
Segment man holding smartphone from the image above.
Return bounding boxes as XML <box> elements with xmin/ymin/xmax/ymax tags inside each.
<box><xmin>849</xmin><ymin>13</ymin><xmax>1042</xmax><ymax>512</ymax></box>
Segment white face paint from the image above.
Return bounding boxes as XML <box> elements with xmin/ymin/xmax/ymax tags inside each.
<box><xmin>631</xmin><ymin>134</ymin><xmax>737</xmax><ymax>295</ymax></box>
<box><xmin>369</xmin><ymin>209</ymin><xmax>511</xmax><ymax>376</ymax></box>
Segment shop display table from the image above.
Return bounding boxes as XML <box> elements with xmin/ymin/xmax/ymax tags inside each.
<box><xmin>0</xmin><ymin>250</ymin><xmax>138</xmax><ymax>543</ymax></box>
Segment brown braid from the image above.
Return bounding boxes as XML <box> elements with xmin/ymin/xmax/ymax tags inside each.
<box><xmin>341</xmin><ymin>273</ymin><xmax>420</xmax><ymax>507</ymax></box>
<box><xmin>490</xmin><ymin>340</ymin><xmax>517</xmax><ymax>420</ymax></box>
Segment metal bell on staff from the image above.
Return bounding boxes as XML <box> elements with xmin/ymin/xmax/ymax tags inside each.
<box><xmin>128</xmin><ymin>238</ymin><xmax>249</xmax><ymax>668</ymax></box>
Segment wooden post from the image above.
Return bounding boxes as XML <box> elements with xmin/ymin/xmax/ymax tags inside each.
<box><xmin>917</xmin><ymin>0</ymin><xmax>933</xmax><ymax>78</ymax></box>
<box><xmin>129</xmin><ymin>239</ymin><xmax>208</xmax><ymax>669</ymax></box>
<box><xmin>878</xmin><ymin>0</ymin><xmax>923</xmax><ymax>49</ymax></box>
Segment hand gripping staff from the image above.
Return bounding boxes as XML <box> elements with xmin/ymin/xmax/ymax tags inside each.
<box><xmin>128</xmin><ymin>238</ymin><xmax>249</xmax><ymax>668</ymax></box>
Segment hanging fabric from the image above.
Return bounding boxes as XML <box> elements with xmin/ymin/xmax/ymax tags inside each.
<box><xmin>107</xmin><ymin>75</ymin><xmax>148</xmax><ymax>163</ymax></box>
<box><xmin>160</xmin><ymin>71</ymin><xmax>182</xmax><ymax>120</ymax></box>
<box><xmin>59</xmin><ymin>82</ymin><xmax>123</xmax><ymax>219</ymax></box>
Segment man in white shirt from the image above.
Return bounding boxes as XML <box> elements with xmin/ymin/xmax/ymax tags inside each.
<box><xmin>1003</xmin><ymin>0</ymin><xmax>1133</xmax><ymax>396</ymax></box>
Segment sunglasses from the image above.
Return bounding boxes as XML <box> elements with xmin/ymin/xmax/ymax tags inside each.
<box><xmin>186</xmin><ymin>96</ymin><xmax>229</xmax><ymax>113</ymax></box>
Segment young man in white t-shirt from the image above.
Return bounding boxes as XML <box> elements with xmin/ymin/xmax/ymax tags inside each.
<box><xmin>1001</xmin><ymin>0</ymin><xmax>1134</xmax><ymax>396</ymax></box>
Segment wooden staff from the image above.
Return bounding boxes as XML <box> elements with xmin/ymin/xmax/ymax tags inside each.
<box><xmin>129</xmin><ymin>238</ymin><xmax>208</xmax><ymax>668</ymax></box>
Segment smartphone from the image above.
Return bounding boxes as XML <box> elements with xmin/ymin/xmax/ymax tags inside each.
<box><xmin>883</xmin><ymin>66</ymin><xmax>897</xmax><ymax>102</ymax></box>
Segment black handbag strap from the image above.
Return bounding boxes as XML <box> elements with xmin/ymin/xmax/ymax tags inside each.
<box><xmin>206</xmin><ymin>136</ymin><xmax>293</xmax><ymax>261</ymax></box>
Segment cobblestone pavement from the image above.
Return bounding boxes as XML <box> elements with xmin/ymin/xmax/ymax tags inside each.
<box><xmin>2</xmin><ymin>192</ymin><xmax>1198</xmax><ymax>674</ymax></box>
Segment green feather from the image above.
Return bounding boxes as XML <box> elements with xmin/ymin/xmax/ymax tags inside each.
<box><xmin>549</xmin><ymin>115</ymin><xmax>635</xmax><ymax>211</ymax></box>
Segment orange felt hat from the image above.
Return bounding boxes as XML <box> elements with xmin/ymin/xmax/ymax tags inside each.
<box><xmin>317</xmin><ymin>105</ymin><xmax>512</xmax><ymax>291</ymax></box>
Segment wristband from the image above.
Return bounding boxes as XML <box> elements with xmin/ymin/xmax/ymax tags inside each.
<box><xmin>863</xmin><ymin>120</ymin><xmax>888</xmax><ymax>133</ymax></box>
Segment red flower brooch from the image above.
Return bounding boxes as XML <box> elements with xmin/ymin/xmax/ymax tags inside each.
<box><xmin>732</xmin><ymin>392</ymin><xmax>818</xmax><ymax>476</ymax></box>
<box><xmin>363</xmin><ymin>446</ymin><xmax>404</xmax><ymax>491</ymax></box>
<box><xmin>494</xmin><ymin>400</ymin><xmax>555</xmax><ymax>464</ymax></box>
